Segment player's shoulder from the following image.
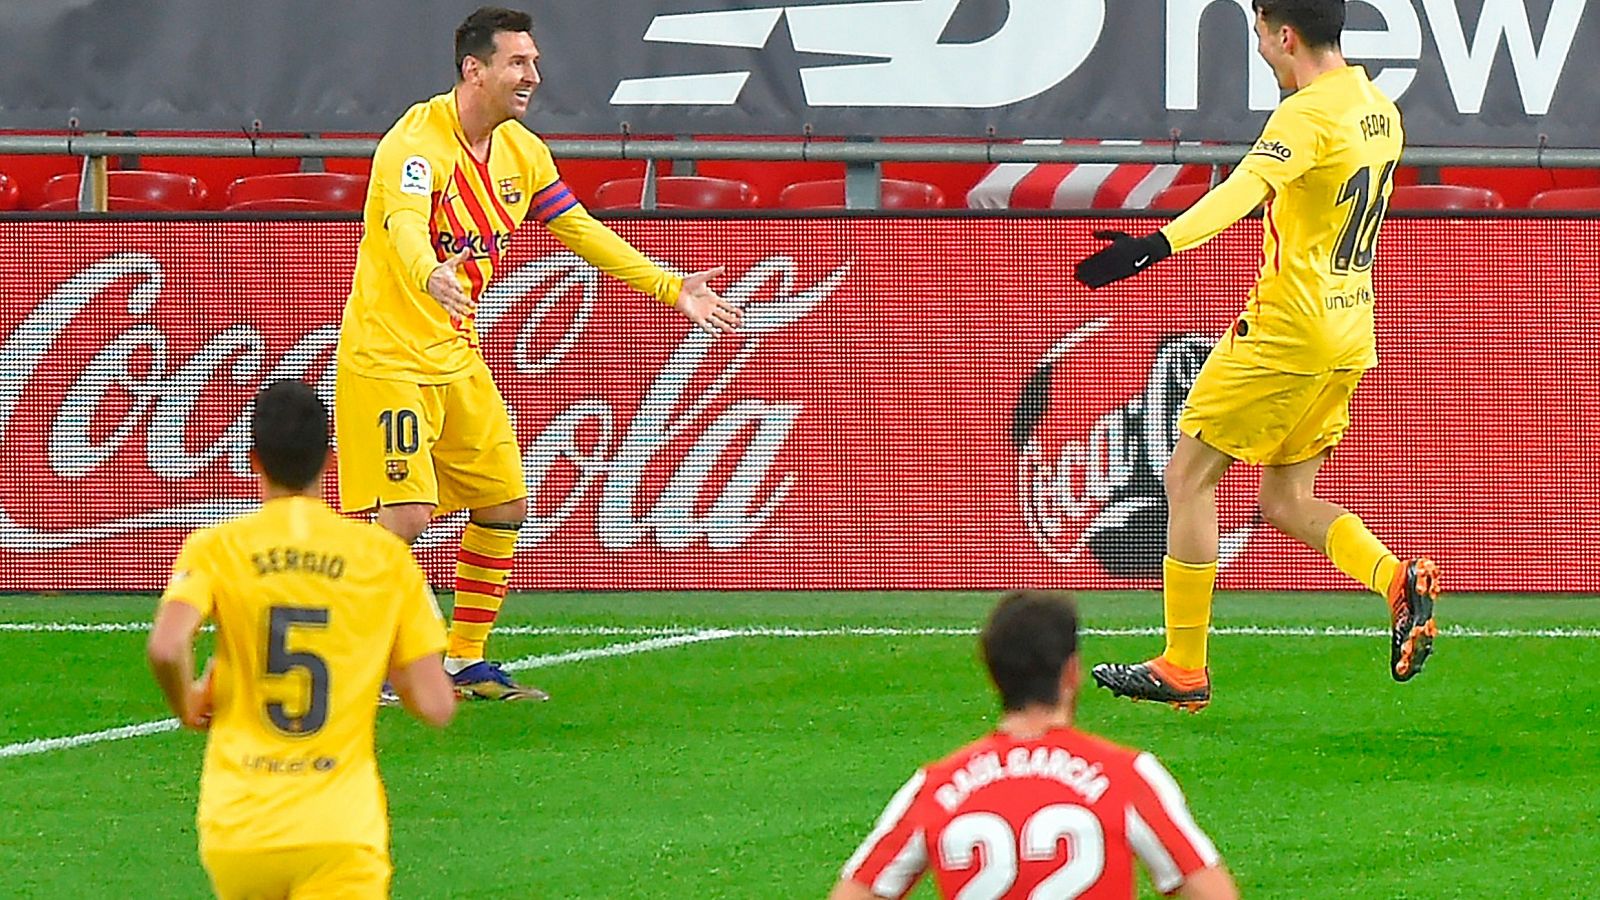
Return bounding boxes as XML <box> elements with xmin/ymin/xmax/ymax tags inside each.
<box><xmin>176</xmin><ymin>522</ymin><xmax>223</xmax><ymax>559</ymax></box>
<box><xmin>380</xmin><ymin>92</ymin><xmax>457</xmax><ymax>149</ymax></box>
<box><xmin>496</xmin><ymin>119</ymin><xmax>552</xmax><ymax>162</ymax></box>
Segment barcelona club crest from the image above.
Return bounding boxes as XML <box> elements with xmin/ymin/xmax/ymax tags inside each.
<box><xmin>498</xmin><ymin>176</ymin><xmax>523</xmax><ymax>204</ymax></box>
<box><xmin>386</xmin><ymin>459</ymin><xmax>409</xmax><ymax>483</ymax></box>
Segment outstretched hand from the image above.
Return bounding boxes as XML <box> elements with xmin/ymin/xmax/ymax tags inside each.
<box><xmin>427</xmin><ymin>248</ymin><xmax>476</xmax><ymax>319</ymax></box>
<box><xmin>1073</xmin><ymin>230</ymin><xmax>1173</xmax><ymax>289</ymax></box>
<box><xmin>675</xmin><ymin>266</ymin><xmax>742</xmax><ymax>335</ymax></box>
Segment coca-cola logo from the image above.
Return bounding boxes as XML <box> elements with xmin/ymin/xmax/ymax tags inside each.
<box><xmin>1011</xmin><ymin>319</ymin><xmax>1258</xmax><ymax>579</ymax></box>
<box><xmin>0</xmin><ymin>249</ymin><xmax>850</xmax><ymax>554</ymax></box>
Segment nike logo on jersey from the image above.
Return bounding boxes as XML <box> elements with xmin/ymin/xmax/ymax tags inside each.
<box><xmin>1134</xmin><ymin>256</ymin><xmax>1150</xmax><ymax>267</ymax></box>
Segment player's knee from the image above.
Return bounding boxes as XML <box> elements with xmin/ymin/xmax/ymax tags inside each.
<box><xmin>472</xmin><ymin>497</ymin><xmax>526</xmax><ymax>529</ymax></box>
<box><xmin>1257</xmin><ymin>486</ymin><xmax>1302</xmax><ymax>532</ymax></box>
<box><xmin>377</xmin><ymin>504</ymin><xmax>433</xmax><ymax>544</ymax></box>
<box><xmin>1163</xmin><ymin>461</ymin><xmax>1212</xmax><ymax>504</ymax></box>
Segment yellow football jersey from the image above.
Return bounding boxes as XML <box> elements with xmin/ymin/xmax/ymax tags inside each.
<box><xmin>159</xmin><ymin>496</ymin><xmax>446</xmax><ymax>853</ymax></box>
<box><xmin>1226</xmin><ymin>65</ymin><xmax>1403</xmax><ymax>374</ymax></box>
<box><xmin>339</xmin><ymin>90</ymin><xmax>683</xmax><ymax>382</ymax></box>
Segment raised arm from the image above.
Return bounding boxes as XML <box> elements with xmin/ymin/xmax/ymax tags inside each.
<box><xmin>543</xmin><ymin>204</ymin><xmax>741</xmax><ymax>335</ymax></box>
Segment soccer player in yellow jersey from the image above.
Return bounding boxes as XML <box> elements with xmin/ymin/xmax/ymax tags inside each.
<box><xmin>336</xmin><ymin>7</ymin><xmax>742</xmax><ymax>701</ymax></box>
<box><xmin>1073</xmin><ymin>0</ymin><xmax>1440</xmax><ymax>710</ymax></box>
<box><xmin>147</xmin><ymin>381</ymin><xmax>457</xmax><ymax>899</ymax></box>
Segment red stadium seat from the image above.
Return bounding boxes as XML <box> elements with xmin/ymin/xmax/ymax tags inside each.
<box><xmin>1386</xmin><ymin>184</ymin><xmax>1505</xmax><ymax>211</ymax></box>
<box><xmin>1147</xmin><ymin>182</ymin><xmax>1210</xmax><ymax>211</ymax></box>
<box><xmin>225</xmin><ymin>172</ymin><xmax>368</xmax><ymax>211</ymax></box>
<box><xmin>777</xmin><ymin>178</ymin><xmax>947</xmax><ymax>210</ymax></box>
<box><xmin>0</xmin><ymin>172</ymin><xmax>19</xmax><ymax>211</ymax></box>
<box><xmin>136</xmin><ymin>131</ymin><xmax>300</xmax><ymax>209</ymax></box>
<box><xmin>591</xmin><ymin>176</ymin><xmax>759</xmax><ymax>210</ymax></box>
<box><xmin>1436</xmin><ymin>166</ymin><xmax>1600</xmax><ymax>208</ymax></box>
<box><xmin>41</xmin><ymin>171</ymin><xmax>209</xmax><ymax>211</ymax></box>
<box><xmin>1527</xmin><ymin>187</ymin><xmax>1600</xmax><ymax>211</ymax></box>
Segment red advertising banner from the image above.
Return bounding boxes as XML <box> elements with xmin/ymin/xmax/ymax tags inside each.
<box><xmin>0</xmin><ymin>218</ymin><xmax>1594</xmax><ymax>591</ymax></box>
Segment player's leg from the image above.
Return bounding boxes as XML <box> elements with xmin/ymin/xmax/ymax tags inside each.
<box><xmin>1260</xmin><ymin>371</ymin><xmax>1440</xmax><ymax>681</ymax></box>
<box><xmin>1090</xmin><ymin>432</ymin><xmax>1232</xmax><ymax>711</ymax></box>
<box><xmin>1094</xmin><ymin>345</ymin><xmax>1277</xmax><ymax>710</ymax></box>
<box><xmin>334</xmin><ymin>366</ymin><xmax>443</xmax><ymax>529</ymax></box>
<box><xmin>201</xmin><ymin>846</ymin><xmax>296</xmax><ymax>899</ymax></box>
<box><xmin>287</xmin><ymin>844</ymin><xmax>391</xmax><ymax>900</ymax></box>
<box><xmin>433</xmin><ymin>362</ymin><xmax>545</xmax><ymax>701</ymax></box>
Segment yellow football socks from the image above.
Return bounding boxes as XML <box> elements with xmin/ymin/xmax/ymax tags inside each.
<box><xmin>446</xmin><ymin>522</ymin><xmax>518</xmax><ymax>661</ymax></box>
<box><xmin>1324</xmin><ymin>513</ymin><xmax>1401</xmax><ymax>596</ymax></box>
<box><xmin>1162</xmin><ymin>556</ymin><xmax>1217</xmax><ymax>671</ymax></box>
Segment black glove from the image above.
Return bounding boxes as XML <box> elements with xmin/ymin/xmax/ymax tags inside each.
<box><xmin>1074</xmin><ymin>230</ymin><xmax>1173</xmax><ymax>289</ymax></box>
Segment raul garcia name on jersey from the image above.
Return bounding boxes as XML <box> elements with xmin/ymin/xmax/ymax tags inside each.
<box><xmin>934</xmin><ymin>746</ymin><xmax>1113</xmax><ymax>813</ymax></box>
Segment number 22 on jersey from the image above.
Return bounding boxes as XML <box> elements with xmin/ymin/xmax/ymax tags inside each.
<box><xmin>940</xmin><ymin>804</ymin><xmax>1106</xmax><ymax>900</ymax></box>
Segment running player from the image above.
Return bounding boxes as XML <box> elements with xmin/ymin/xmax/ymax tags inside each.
<box><xmin>1073</xmin><ymin>0</ymin><xmax>1440</xmax><ymax>710</ymax></box>
<box><xmin>336</xmin><ymin>6</ymin><xmax>743</xmax><ymax>700</ymax></box>
<box><xmin>147</xmin><ymin>381</ymin><xmax>456</xmax><ymax>899</ymax></box>
<box><xmin>830</xmin><ymin>591</ymin><xmax>1237</xmax><ymax>899</ymax></box>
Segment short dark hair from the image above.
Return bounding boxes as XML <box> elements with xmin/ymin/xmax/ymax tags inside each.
<box><xmin>251</xmin><ymin>381</ymin><xmax>328</xmax><ymax>491</ymax></box>
<box><xmin>1253</xmin><ymin>0</ymin><xmax>1345</xmax><ymax>49</ymax></box>
<box><xmin>455</xmin><ymin>7</ymin><xmax>534</xmax><ymax>79</ymax></box>
<box><xmin>981</xmin><ymin>591</ymin><xmax>1080</xmax><ymax>712</ymax></box>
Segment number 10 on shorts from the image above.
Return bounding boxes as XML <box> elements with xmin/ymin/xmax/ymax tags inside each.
<box><xmin>378</xmin><ymin>409</ymin><xmax>421</xmax><ymax>455</ymax></box>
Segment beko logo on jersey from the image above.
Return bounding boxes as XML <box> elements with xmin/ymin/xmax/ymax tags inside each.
<box><xmin>1250</xmin><ymin>139</ymin><xmax>1293</xmax><ymax>161</ymax></box>
<box><xmin>612</xmin><ymin>0</ymin><xmax>1105</xmax><ymax>108</ymax></box>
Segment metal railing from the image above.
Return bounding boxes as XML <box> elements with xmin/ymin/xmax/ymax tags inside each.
<box><xmin>5</xmin><ymin>133</ymin><xmax>1598</xmax><ymax>210</ymax></box>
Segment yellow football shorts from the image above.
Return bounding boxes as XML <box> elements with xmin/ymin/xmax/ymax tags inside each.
<box><xmin>1177</xmin><ymin>345</ymin><xmax>1366</xmax><ymax>467</ymax></box>
<box><xmin>335</xmin><ymin>358</ymin><xmax>526</xmax><ymax>516</ymax></box>
<box><xmin>202</xmin><ymin>843</ymin><xmax>390</xmax><ymax>899</ymax></box>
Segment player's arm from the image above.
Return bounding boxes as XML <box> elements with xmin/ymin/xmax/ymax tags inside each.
<box><xmin>830</xmin><ymin>770</ymin><xmax>929</xmax><ymax>899</ymax></box>
<box><xmin>147</xmin><ymin>533</ymin><xmax>217</xmax><ymax>731</ymax></box>
<box><xmin>826</xmin><ymin>881</ymin><xmax>878</xmax><ymax>900</ymax></box>
<box><xmin>529</xmin><ymin>163</ymin><xmax>740</xmax><ymax>335</ymax></box>
<box><xmin>1126</xmin><ymin>753</ymin><xmax>1236</xmax><ymax>899</ymax></box>
<box><xmin>390</xmin><ymin>652</ymin><xmax>455</xmax><ymax>727</ymax></box>
<box><xmin>371</xmin><ymin>133</ymin><xmax>476</xmax><ymax>319</ymax></box>
<box><xmin>1074</xmin><ymin>101</ymin><xmax>1320</xmax><ymax>289</ymax></box>
<box><xmin>1177</xmin><ymin>865</ymin><xmax>1239</xmax><ymax>900</ymax></box>
<box><xmin>388</xmin><ymin>554</ymin><xmax>456</xmax><ymax>727</ymax></box>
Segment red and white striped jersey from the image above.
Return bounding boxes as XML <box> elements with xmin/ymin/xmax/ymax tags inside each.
<box><xmin>841</xmin><ymin>727</ymin><xmax>1219</xmax><ymax>899</ymax></box>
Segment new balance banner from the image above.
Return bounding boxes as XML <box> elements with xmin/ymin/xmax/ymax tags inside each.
<box><xmin>0</xmin><ymin>1</ymin><xmax>1596</xmax><ymax>145</ymax></box>
<box><xmin>0</xmin><ymin>217</ymin><xmax>1594</xmax><ymax>591</ymax></box>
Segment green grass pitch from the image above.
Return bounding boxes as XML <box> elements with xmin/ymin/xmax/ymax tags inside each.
<box><xmin>2</xmin><ymin>591</ymin><xmax>1598</xmax><ymax>898</ymax></box>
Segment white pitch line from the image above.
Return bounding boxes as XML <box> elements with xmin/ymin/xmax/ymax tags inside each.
<box><xmin>503</xmin><ymin>629</ymin><xmax>737</xmax><ymax>671</ymax></box>
<box><xmin>0</xmin><ymin>718</ymin><xmax>180</xmax><ymax>759</ymax></box>
<box><xmin>6</xmin><ymin>622</ymin><xmax>1600</xmax><ymax>639</ymax></box>
<box><xmin>0</xmin><ymin>631</ymin><xmax>731</xmax><ymax>762</ymax></box>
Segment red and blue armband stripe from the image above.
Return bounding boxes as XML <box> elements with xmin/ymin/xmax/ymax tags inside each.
<box><xmin>531</xmin><ymin>180</ymin><xmax>580</xmax><ymax>224</ymax></box>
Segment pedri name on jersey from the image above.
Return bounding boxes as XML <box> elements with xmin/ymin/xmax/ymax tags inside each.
<box><xmin>435</xmin><ymin>229</ymin><xmax>512</xmax><ymax>258</ymax></box>
<box><xmin>251</xmin><ymin>546</ymin><xmax>346</xmax><ymax>580</ymax></box>
<box><xmin>934</xmin><ymin>746</ymin><xmax>1111</xmax><ymax>813</ymax></box>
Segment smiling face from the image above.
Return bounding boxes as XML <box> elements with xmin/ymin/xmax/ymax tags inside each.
<box><xmin>463</xmin><ymin>30</ymin><xmax>542</xmax><ymax>123</ymax></box>
<box><xmin>1254</xmin><ymin>11</ymin><xmax>1297</xmax><ymax>91</ymax></box>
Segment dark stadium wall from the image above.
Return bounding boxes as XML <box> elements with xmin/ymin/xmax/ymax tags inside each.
<box><xmin>0</xmin><ymin>0</ymin><xmax>1594</xmax><ymax>144</ymax></box>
